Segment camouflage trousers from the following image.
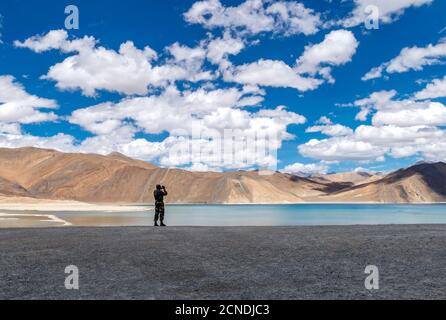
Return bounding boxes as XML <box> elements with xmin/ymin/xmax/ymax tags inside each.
<box><xmin>154</xmin><ymin>201</ymin><xmax>165</xmax><ymax>222</ymax></box>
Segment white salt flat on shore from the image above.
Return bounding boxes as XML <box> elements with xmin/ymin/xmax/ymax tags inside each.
<box><xmin>0</xmin><ymin>196</ymin><xmax>150</xmax><ymax>212</ymax></box>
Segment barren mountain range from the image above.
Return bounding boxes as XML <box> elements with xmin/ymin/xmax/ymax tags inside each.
<box><xmin>0</xmin><ymin>147</ymin><xmax>445</xmax><ymax>204</ymax></box>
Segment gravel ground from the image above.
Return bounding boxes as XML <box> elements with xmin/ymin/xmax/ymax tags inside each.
<box><xmin>1</xmin><ymin>225</ymin><xmax>446</xmax><ymax>300</ymax></box>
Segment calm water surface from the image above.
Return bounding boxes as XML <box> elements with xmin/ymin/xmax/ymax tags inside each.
<box><xmin>51</xmin><ymin>204</ymin><xmax>446</xmax><ymax>227</ymax></box>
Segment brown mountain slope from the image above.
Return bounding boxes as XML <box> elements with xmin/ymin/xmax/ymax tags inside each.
<box><xmin>0</xmin><ymin>147</ymin><xmax>444</xmax><ymax>203</ymax></box>
<box><xmin>106</xmin><ymin>152</ymin><xmax>157</xmax><ymax>170</ymax></box>
<box><xmin>312</xmin><ymin>171</ymin><xmax>383</xmax><ymax>185</ymax></box>
<box><xmin>321</xmin><ymin>162</ymin><xmax>446</xmax><ymax>203</ymax></box>
<box><xmin>0</xmin><ymin>147</ymin><xmax>336</xmax><ymax>203</ymax></box>
<box><xmin>0</xmin><ymin>176</ymin><xmax>30</xmax><ymax>197</ymax></box>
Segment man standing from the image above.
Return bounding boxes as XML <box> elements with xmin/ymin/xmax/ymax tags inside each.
<box><xmin>154</xmin><ymin>184</ymin><xmax>168</xmax><ymax>227</ymax></box>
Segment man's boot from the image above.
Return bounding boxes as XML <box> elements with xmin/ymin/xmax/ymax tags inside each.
<box><xmin>154</xmin><ymin>221</ymin><xmax>159</xmax><ymax>227</ymax></box>
<box><xmin>160</xmin><ymin>221</ymin><xmax>166</xmax><ymax>227</ymax></box>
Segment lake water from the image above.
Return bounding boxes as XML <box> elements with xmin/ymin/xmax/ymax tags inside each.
<box><xmin>35</xmin><ymin>204</ymin><xmax>446</xmax><ymax>227</ymax></box>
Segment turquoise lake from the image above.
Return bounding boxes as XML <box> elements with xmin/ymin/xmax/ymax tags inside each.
<box><xmin>51</xmin><ymin>204</ymin><xmax>446</xmax><ymax>227</ymax></box>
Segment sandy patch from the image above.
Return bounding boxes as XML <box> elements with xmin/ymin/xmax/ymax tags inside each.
<box><xmin>0</xmin><ymin>196</ymin><xmax>151</xmax><ymax>212</ymax></box>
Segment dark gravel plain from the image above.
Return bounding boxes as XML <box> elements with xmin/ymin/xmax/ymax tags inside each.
<box><xmin>1</xmin><ymin>225</ymin><xmax>446</xmax><ymax>300</ymax></box>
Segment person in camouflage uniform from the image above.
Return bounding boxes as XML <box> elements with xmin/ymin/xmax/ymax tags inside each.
<box><xmin>154</xmin><ymin>185</ymin><xmax>168</xmax><ymax>227</ymax></box>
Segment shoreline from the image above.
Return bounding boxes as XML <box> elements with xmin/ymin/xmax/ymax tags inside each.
<box><xmin>0</xmin><ymin>199</ymin><xmax>445</xmax><ymax>213</ymax></box>
<box><xmin>0</xmin><ymin>197</ymin><xmax>151</xmax><ymax>212</ymax></box>
<box><xmin>162</xmin><ymin>202</ymin><xmax>446</xmax><ymax>205</ymax></box>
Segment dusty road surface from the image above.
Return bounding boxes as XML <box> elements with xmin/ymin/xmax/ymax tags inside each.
<box><xmin>1</xmin><ymin>225</ymin><xmax>445</xmax><ymax>299</ymax></box>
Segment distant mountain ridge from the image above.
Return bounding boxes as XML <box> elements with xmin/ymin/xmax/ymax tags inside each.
<box><xmin>321</xmin><ymin>162</ymin><xmax>446</xmax><ymax>203</ymax></box>
<box><xmin>0</xmin><ymin>147</ymin><xmax>445</xmax><ymax>204</ymax></box>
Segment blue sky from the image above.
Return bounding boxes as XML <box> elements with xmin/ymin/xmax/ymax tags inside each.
<box><xmin>1</xmin><ymin>0</ymin><xmax>446</xmax><ymax>174</ymax></box>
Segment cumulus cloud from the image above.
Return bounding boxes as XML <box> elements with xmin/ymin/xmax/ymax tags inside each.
<box><xmin>184</xmin><ymin>0</ymin><xmax>321</xmax><ymax>37</ymax></box>
<box><xmin>186</xmin><ymin>162</ymin><xmax>222</xmax><ymax>172</ymax></box>
<box><xmin>306</xmin><ymin>123</ymin><xmax>353</xmax><ymax>137</ymax></box>
<box><xmin>353</xmin><ymin>167</ymin><xmax>377</xmax><ymax>174</ymax></box>
<box><xmin>306</xmin><ymin>116</ymin><xmax>353</xmax><ymax>137</ymax></box>
<box><xmin>67</xmin><ymin>85</ymin><xmax>306</xmax><ymax>169</ymax></box>
<box><xmin>354</xmin><ymin>124</ymin><xmax>444</xmax><ymax>145</ymax></box>
<box><xmin>299</xmin><ymin>138</ymin><xmax>387</xmax><ymax>162</ymax></box>
<box><xmin>372</xmin><ymin>102</ymin><xmax>446</xmax><ymax>127</ymax></box>
<box><xmin>295</xmin><ymin>30</ymin><xmax>359</xmax><ymax>83</ymax></box>
<box><xmin>226</xmin><ymin>30</ymin><xmax>358</xmax><ymax>91</ymax></box>
<box><xmin>361</xmin><ymin>66</ymin><xmax>384</xmax><ymax>81</ymax></box>
<box><xmin>0</xmin><ymin>132</ymin><xmax>76</xmax><ymax>152</ymax></box>
<box><xmin>15</xmin><ymin>28</ymin><xmax>358</xmax><ymax>97</ymax></box>
<box><xmin>14</xmin><ymin>30</ymin><xmax>221</xmax><ymax>97</ymax></box>
<box><xmin>0</xmin><ymin>84</ymin><xmax>305</xmax><ymax>170</ymax></box>
<box><xmin>282</xmin><ymin>162</ymin><xmax>328</xmax><ymax>175</ymax></box>
<box><xmin>14</xmin><ymin>30</ymin><xmax>252</xmax><ymax>97</ymax></box>
<box><xmin>344</xmin><ymin>89</ymin><xmax>397</xmax><ymax>120</ymax></box>
<box><xmin>0</xmin><ymin>75</ymin><xmax>58</xmax><ymax>124</ymax></box>
<box><xmin>14</xmin><ymin>29</ymin><xmax>96</xmax><ymax>53</ymax></box>
<box><xmin>299</xmin><ymin>122</ymin><xmax>446</xmax><ymax>162</ymax></box>
<box><xmin>345</xmin><ymin>89</ymin><xmax>446</xmax><ymax>127</ymax></box>
<box><xmin>0</xmin><ymin>75</ymin><xmax>67</xmax><ymax>153</ymax></box>
<box><xmin>362</xmin><ymin>38</ymin><xmax>446</xmax><ymax>80</ymax></box>
<box><xmin>299</xmin><ymin>87</ymin><xmax>446</xmax><ymax>163</ymax></box>
<box><xmin>415</xmin><ymin>75</ymin><xmax>446</xmax><ymax>99</ymax></box>
<box><xmin>316</xmin><ymin>116</ymin><xmax>333</xmax><ymax>125</ymax></box>
<box><xmin>226</xmin><ymin>59</ymin><xmax>322</xmax><ymax>91</ymax></box>
<box><xmin>340</xmin><ymin>0</ymin><xmax>433</xmax><ymax>28</ymax></box>
<box><xmin>205</xmin><ymin>32</ymin><xmax>246</xmax><ymax>69</ymax></box>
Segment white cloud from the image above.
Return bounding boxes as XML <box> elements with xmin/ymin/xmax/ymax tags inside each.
<box><xmin>187</xmin><ymin>162</ymin><xmax>222</xmax><ymax>172</ymax></box>
<box><xmin>298</xmin><ymin>83</ymin><xmax>446</xmax><ymax>162</ymax></box>
<box><xmin>184</xmin><ymin>0</ymin><xmax>321</xmax><ymax>37</ymax></box>
<box><xmin>15</xmin><ymin>30</ymin><xmax>219</xmax><ymax>97</ymax></box>
<box><xmin>346</xmin><ymin>90</ymin><xmax>397</xmax><ymax>120</ymax></box>
<box><xmin>299</xmin><ymin>124</ymin><xmax>444</xmax><ymax>162</ymax></box>
<box><xmin>306</xmin><ymin>123</ymin><xmax>353</xmax><ymax>137</ymax></box>
<box><xmin>362</xmin><ymin>38</ymin><xmax>446</xmax><ymax>80</ymax></box>
<box><xmin>282</xmin><ymin>162</ymin><xmax>328</xmax><ymax>175</ymax></box>
<box><xmin>345</xmin><ymin>89</ymin><xmax>446</xmax><ymax>127</ymax></box>
<box><xmin>226</xmin><ymin>30</ymin><xmax>358</xmax><ymax>91</ymax></box>
<box><xmin>299</xmin><ymin>137</ymin><xmax>387</xmax><ymax>162</ymax></box>
<box><xmin>355</xmin><ymin>124</ymin><xmax>444</xmax><ymax>145</ymax></box>
<box><xmin>15</xmin><ymin>28</ymin><xmax>358</xmax><ymax>97</ymax></box>
<box><xmin>15</xmin><ymin>30</ymin><xmax>253</xmax><ymax>97</ymax></box>
<box><xmin>295</xmin><ymin>30</ymin><xmax>359</xmax><ymax>83</ymax></box>
<box><xmin>43</xmin><ymin>41</ymin><xmax>167</xmax><ymax>97</ymax></box>
<box><xmin>299</xmin><ymin>123</ymin><xmax>446</xmax><ymax>162</ymax></box>
<box><xmin>299</xmin><ymin>89</ymin><xmax>446</xmax><ymax>163</ymax></box>
<box><xmin>205</xmin><ymin>32</ymin><xmax>245</xmax><ymax>69</ymax></box>
<box><xmin>14</xmin><ymin>29</ymin><xmax>96</xmax><ymax>53</ymax></box>
<box><xmin>1</xmin><ymin>78</ymin><xmax>305</xmax><ymax>170</ymax></box>
<box><xmin>67</xmin><ymin>85</ymin><xmax>305</xmax><ymax>169</ymax></box>
<box><xmin>316</xmin><ymin>116</ymin><xmax>333</xmax><ymax>125</ymax></box>
<box><xmin>415</xmin><ymin>76</ymin><xmax>446</xmax><ymax>99</ymax></box>
<box><xmin>0</xmin><ymin>75</ymin><xmax>58</xmax><ymax>124</ymax></box>
<box><xmin>353</xmin><ymin>167</ymin><xmax>376</xmax><ymax>174</ymax></box>
<box><xmin>372</xmin><ymin>102</ymin><xmax>446</xmax><ymax>127</ymax></box>
<box><xmin>0</xmin><ymin>123</ymin><xmax>21</xmax><ymax>135</ymax></box>
<box><xmin>0</xmin><ymin>132</ymin><xmax>76</xmax><ymax>152</ymax></box>
<box><xmin>361</xmin><ymin>66</ymin><xmax>384</xmax><ymax>81</ymax></box>
<box><xmin>226</xmin><ymin>59</ymin><xmax>321</xmax><ymax>91</ymax></box>
<box><xmin>340</xmin><ymin>0</ymin><xmax>433</xmax><ymax>28</ymax></box>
